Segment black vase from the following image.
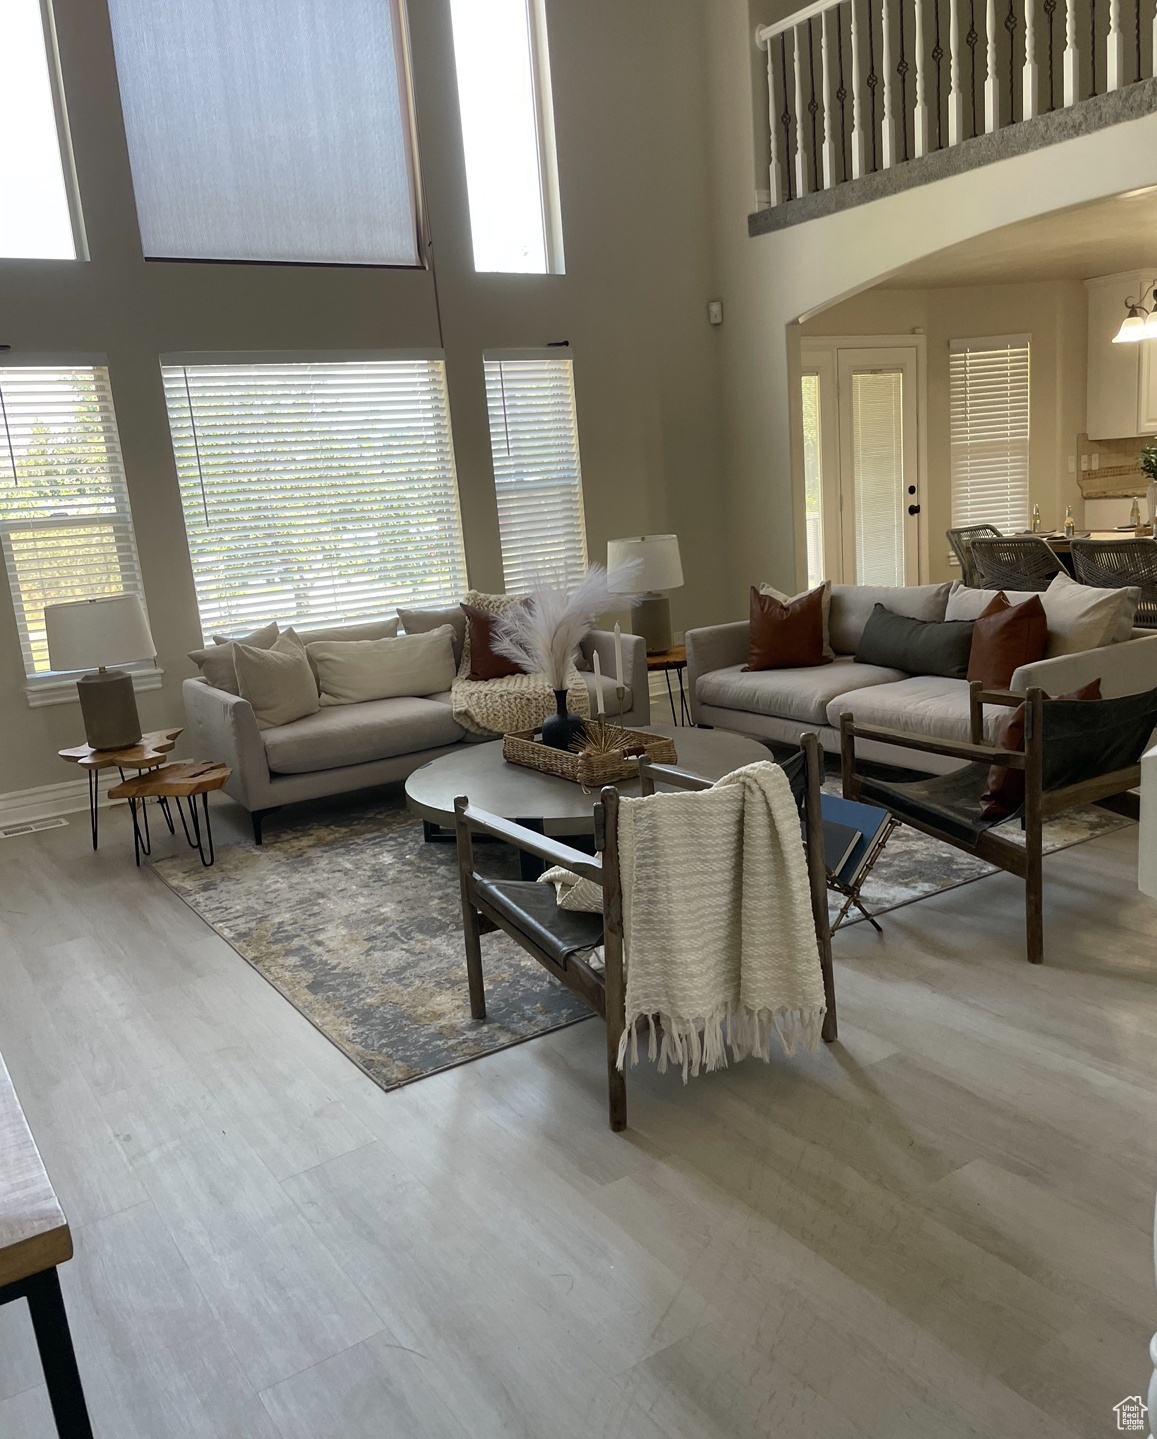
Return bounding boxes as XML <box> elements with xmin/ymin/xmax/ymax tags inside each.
<box><xmin>540</xmin><ymin>688</ymin><xmax>586</xmax><ymax>751</ymax></box>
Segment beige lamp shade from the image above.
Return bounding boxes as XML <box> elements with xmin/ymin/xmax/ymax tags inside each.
<box><xmin>45</xmin><ymin>593</ymin><xmax>156</xmax><ymax>672</ymax></box>
<box><xmin>606</xmin><ymin>535</ymin><xmax>683</xmax><ymax>594</ymax></box>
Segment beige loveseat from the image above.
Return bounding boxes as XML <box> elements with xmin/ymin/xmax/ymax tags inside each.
<box><xmin>183</xmin><ymin>627</ymin><xmax>649</xmax><ymax>842</ymax></box>
<box><xmin>686</xmin><ymin>581</ymin><xmax>1157</xmax><ymax>773</ymax></box>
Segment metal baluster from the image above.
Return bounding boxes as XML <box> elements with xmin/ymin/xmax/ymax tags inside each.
<box><xmin>967</xmin><ymin>0</ymin><xmax>980</xmax><ymax>134</ymax></box>
<box><xmin>766</xmin><ymin>37</ymin><xmax>783</xmax><ymax>203</ymax></box>
<box><xmin>794</xmin><ymin>24</ymin><xmax>811</xmax><ymax>195</ymax></box>
<box><xmin>780</xmin><ymin>35</ymin><xmax>795</xmax><ymax>199</ymax></box>
<box><xmin>882</xmin><ymin>0</ymin><xmax>897</xmax><ymax>164</ymax></box>
<box><xmin>949</xmin><ymin>0</ymin><xmax>964</xmax><ymax>138</ymax></box>
<box><xmin>1090</xmin><ymin>0</ymin><xmax>1099</xmax><ymax>92</ymax></box>
<box><xmin>1152</xmin><ymin>0</ymin><xmax>1156</xmax><ymax>78</ymax></box>
<box><xmin>807</xmin><ymin>18</ymin><xmax>821</xmax><ymax>191</ymax></box>
<box><xmin>1063</xmin><ymin>0</ymin><xmax>1078</xmax><ymax>102</ymax></box>
<box><xmin>914</xmin><ymin>0</ymin><xmax>930</xmax><ymax>152</ymax></box>
<box><xmin>821</xmin><ymin>10</ymin><xmax>836</xmax><ymax>186</ymax></box>
<box><xmin>837</xmin><ymin>4</ymin><xmax>850</xmax><ymax>180</ymax></box>
<box><xmin>1135</xmin><ymin>0</ymin><xmax>1142</xmax><ymax>80</ymax></box>
<box><xmin>1006</xmin><ymin>0</ymin><xmax>1018</xmax><ymax>120</ymax></box>
<box><xmin>1107</xmin><ymin>0</ymin><xmax>1124</xmax><ymax>84</ymax></box>
<box><xmin>851</xmin><ymin>0</ymin><xmax>868</xmax><ymax>174</ymax></box>
<box><xmin>898</xmin><ymin>0</ymin><xmax>911</xmax><ymax>159</ymax></box>
<box><xmin>867</xmin><ymin>0</ymin><xmax>880</xmax><ymax>168</ymax></box>
<box><xmin>1044</xmin><ymin>0</ymin><xmax>1057</xmax><ymax>106</ymax></box>
<box><xmin>933</xmin><ymin>0</ymin><xmax>945</xmax><ymax>147</ymax></box>
<box><xmin>985</xmin><ymin>0</ymin><xmax>1000</xmax><ymax>127</ymax></box>
<box><xmin>1024</xmin><ymin>0</ymin><xmax>1038</xmax><ymax>116</ymax></box>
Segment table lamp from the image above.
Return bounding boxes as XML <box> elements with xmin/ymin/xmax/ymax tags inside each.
<box><xmin>44</xmin><ymin>594</ymin><xmax>156</xmax><ymax>751</ymax></box>
<box><xmin>607</xmin><ymin>534</ymin><xmax>683</xmax><ymax>653</ymax></box>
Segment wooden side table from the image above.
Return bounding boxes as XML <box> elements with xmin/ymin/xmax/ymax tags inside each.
<box><xmin>0</xmin><ymin>1051</ymin><xmax>94</xmax><ymax>1438</ymax></box>
<box><xmin>646</xmin><ymin>645</ymin><xmax>690</xmax><ymax>725</ymax></box>
<box><xmin>108</xmin><ymin>761</ymin><xmax>231</xmax><ymax>867</ymax></box>
<box><xmin>58</xmin><ymin>727</ymin><xmax>183</xmax><ymax>850</ymax></box>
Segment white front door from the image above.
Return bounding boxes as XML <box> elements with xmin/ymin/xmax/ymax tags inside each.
<box><xmin>836</xmin><ymin>346</ymin><xmax>921</xmax><ymax>586</ymax></box>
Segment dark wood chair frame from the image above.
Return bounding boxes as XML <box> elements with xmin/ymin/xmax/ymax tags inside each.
<box><xmin>453</xmin><ymin>733</ymin><xmax>837</xmax><ymax>1131</ymax></box>
<box><xmin>839</xmin><ymin>684</ymin><xmax>1143</xmax><ymax>965</ymax></box>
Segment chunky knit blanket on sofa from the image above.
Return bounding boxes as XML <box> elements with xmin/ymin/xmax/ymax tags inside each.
<box><xmin>450</xmin><ymin>590</ymin><xmax>591</xmax><ymax>737</ymax></box>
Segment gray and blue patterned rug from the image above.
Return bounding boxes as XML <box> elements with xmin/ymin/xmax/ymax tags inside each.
<box><xmin>152</xmin><ymin>784</ymin><xmax>1133</xmax><ymax>1093</ymax></box>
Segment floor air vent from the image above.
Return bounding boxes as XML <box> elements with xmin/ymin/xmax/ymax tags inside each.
<box><xmin>0</xmin><ymin>818</ymin><xmax>69</xmax><ymax>840</ymax></box>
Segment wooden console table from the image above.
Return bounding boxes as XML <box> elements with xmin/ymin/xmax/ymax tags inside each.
<box><xmin>0</xmin><ymin>1051</ymin><xmax>93</xmax><ymax>1437</ymax></box>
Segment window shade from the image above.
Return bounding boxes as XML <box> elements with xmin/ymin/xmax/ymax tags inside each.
<box><xmin>162</xmin><ymin>359</ymin><xmax>468</xmax><ymax>637</ymax></box>
<box><xmin>0</xmin><ymin>367</ymin><xmax>145</xmax><ymax>675</ymax></box>
<box><xmin>851</xmin><ymin>371</ymin><xmax>905</xmax><ymax>587</ymax></box>
<box><xmin>106</xmin><ymin>0</ymin><xmax>419</xmax><ymax>265</ymax></box>
<box><xmin>483</xmin><ymin>354</ymin><xmax>588</xmax><ymax>591</ymax></box>
<box><xmin>950</xmin><ymin>338</ymin><xmax>1031</xmax><ymax>533</ymax></box>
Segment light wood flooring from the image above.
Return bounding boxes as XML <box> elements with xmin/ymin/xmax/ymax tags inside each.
<box><xmin>0</xmin><ymin>794</ymin><xmax>1155</xmax><ymax>1438</ymax></box>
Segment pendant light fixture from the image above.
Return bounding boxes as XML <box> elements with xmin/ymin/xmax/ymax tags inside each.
<box><xmin>1112</xmin><ymin>279</ymin><xmax>1157</xmax><ymax>342</ymax></box>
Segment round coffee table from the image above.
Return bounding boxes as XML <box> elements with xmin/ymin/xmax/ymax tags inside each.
<box><xmin>405</xmin><ymin>724</ymin><xmax>770</xmax><ymax>849</ymax></box>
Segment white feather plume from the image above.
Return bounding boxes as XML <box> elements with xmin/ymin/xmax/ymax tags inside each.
<box><xmin>493</xmin><ymin>564</ymin><xmax>640</xmax><ymax>692</ymax></box>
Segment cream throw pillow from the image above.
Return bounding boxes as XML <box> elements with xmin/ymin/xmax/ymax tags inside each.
<box><xmin>233</xmin><ymin>629</ymin><xmax>320</xmax><ymax>730</ymax></box>
<box><xmin>189</xmin><ymin>620</ymin><xmax>279</xmax><ymax>695</ymax></box>
<box><xmin>1040</xmin><ymin>570</ymin><xmax>1140</xmax><ymax>655</ymax></box>
<box><xmin>310</xmin><ymin>627</ymin><xmax>457</xmax><ymax>706</ymax></box>
<box><xmin>760</xmin><ymin>580</ymin><xmax>834</xmax><ymax>660</ymax></box>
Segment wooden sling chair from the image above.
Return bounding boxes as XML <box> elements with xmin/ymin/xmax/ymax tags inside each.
<box><xmin>839</xmin><ymin>682</ymin><xmax>1157</xmax><ymax>965</ymax></box>
<box><xmin>453</xmin><ymin>732</ymin><xmax>837</xmax><ymax>1131</ymax></box>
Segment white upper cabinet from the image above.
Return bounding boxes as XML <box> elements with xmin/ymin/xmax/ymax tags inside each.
<box><xmin>1086</xmin><ymin>272</ymin><xmax>1157</xmax><ymax>439</ymax></box>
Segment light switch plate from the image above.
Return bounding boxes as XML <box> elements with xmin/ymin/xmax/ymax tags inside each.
<box><xmin>707</xmin><ymin>300</ymin><xmax>723</xmax><ymax>325</ymax></box>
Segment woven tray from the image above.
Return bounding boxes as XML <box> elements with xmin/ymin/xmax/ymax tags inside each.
<box><xmin>503</xmin><ymin>726</ymin><xmax>677</xmax><ymax>788</ymax></box>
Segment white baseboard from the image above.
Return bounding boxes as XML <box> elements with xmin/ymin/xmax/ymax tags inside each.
<box><xmin>0</xmin><ymin>756</ymin><xmax>188</xmax><ymax>827</ymax></box>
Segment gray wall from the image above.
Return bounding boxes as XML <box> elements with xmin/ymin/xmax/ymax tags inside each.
<box><xmin>0</xmin><ymin>0</ymin><xmax>730</xmax><ymax>797</ymax></box>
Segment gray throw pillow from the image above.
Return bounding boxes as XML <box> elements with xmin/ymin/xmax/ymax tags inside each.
<box><xmin>854</xmin><ymin>604</ymin><xmax>975</xmax><ymax>679</ymax></box>
<box><xmin>398</xmin><ymin>606</ymin><xmax>467</xmax><ymax>665</ymax></box>
<box><xmin>190</xmin><ymin>620</ymin><xmax>280</xmax><ymax>694</ymax></box>
<box><xmin>233</xmin><ymin>629</ymin><xmax>320</xmax><ymax>730</ymax></box>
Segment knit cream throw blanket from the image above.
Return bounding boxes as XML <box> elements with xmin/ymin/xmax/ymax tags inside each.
<box><xmin>451</xmin><ymin>591</ymin><xmax>590</xmax><ymax>737</ymax></box>
<box><xmin>616</xmin><ymin>760</ymin><xmax>826</xmax><ymax>1079</ymax></box>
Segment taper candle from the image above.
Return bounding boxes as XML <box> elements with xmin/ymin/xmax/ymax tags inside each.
<box><xmin>592</xmin><ymin>650</ymin><xmax>605</xmax><ymax>715</ymax></box>
<box><xmin>613</xmin><ymin>622</ymin><xmax>623</xmax><ymax>686</ymax></box>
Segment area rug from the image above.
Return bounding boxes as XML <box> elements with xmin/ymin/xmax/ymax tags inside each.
<box><xmin>152</xmin><ymin>791</ymin><xmax>592</xmax><ymax>1091</ymax></box>
<box><xmin>152</xmin><ymin>783</ymin><xmax>1134</xmax><ymax>1093</ymax></box>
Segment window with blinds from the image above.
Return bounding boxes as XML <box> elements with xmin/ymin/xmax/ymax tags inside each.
<box><xmin>950</xmin><ymin>337</ymin><xmax>1031</xmax><ymax>533</ymax></box>
<box><xmin>105</xmin><ymin>0</ymin><xmax>420</xmax><ymax>265</ymax></box>
<box><xmin>483</xmin><ymin>353</ymin><xmax>587</xmax><ymax>592</ymax></box>
<box><xmin>0</xmin><ymin>366</ymin><xmax>145</xmax><ymax>676</ymax></box>
<box><xmin>161</xmin><ymin>358</ymin><xmax>468</xmax><ymax>637</ymax></box>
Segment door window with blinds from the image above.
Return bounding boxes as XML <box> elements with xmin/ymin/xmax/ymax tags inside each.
<box><xmin>161</xmin><ymin>357</ymin><xmax>468</xmax><ymax>637</ymax></box>
<box><xmin>950</xmin><ymin>337</ymin><xmax>1031</xmax><ymax>533</ymax></box>
<box><xmin>105</xmin><ymin>0</ymin><xmax>420</xmax><ymax>265</ymax></box>
<box><xmin>0</xmin><ymin>366</ymin><xmax>145</xmax><ymax>677</ymax></box>
<box><xmin>483</xmin><ymin>352</ymin><xmax>587</xmax><ymax>592</ymax></box>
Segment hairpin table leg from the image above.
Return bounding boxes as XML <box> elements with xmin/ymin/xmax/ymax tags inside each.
<box><xmin>88</xmin><ymin>769</ymin><xmax>98</xmax><ymax>850</ymax></box>
<box><xmin>183</xmin><ymin>791</ymin><xmax>216</xmax><ymax>867</ymax></box>
<box><xmin>158</xmin><ymin>795</ymin><xmax>175</xmax><ymax>835</ymax></box>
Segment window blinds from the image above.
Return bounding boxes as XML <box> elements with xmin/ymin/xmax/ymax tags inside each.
<box><xmin>0</xmin><ymin>366</ymin><xmax>144</xmax><ymax>675</ymax></box>
<box><xmin>850</xmin><ymin>371</ymin><xmax>905</xmax><ymax>587</ymax></box>
<box><xmin>161</xmin><ymin>359</ymin><xmax>468</xmax><ymax>637</ymax></box>
<box><xmin>106</xmin><ymin>0</ymin><xmax>420</xmax><ymax>265</ymax></box>
<box><xmin>950</xmin><ymin>338</ymin><xmax>1031</xmax><ymax>533</ymax></box>
<box><xmin>483</xmin><ymin>354</ymin><xmax>588</xmax><ymax>592</ymax></box>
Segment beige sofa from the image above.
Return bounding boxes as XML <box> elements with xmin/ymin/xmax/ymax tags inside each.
<box><xmin>183</xmin><ymin>628</ymin><xmax>649</xmax><ymax>841</ymax></box>
<box><xmin>686</xmin><ymin>581</ymin><xmax>1157</xmax><ymax>773</ymax></box>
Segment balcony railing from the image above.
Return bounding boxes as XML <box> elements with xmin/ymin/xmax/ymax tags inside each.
<box><xmin>756</xmin><ymin>0</ymin><xmax>1157</xmax><ymax>206</ymax></box>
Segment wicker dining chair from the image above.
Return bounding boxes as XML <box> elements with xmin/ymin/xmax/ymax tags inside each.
<box><xmin>946</xmin><ymin>524</ymin><xmax>1002</xmax><ymax>587</ymax></box>
<box><xmin>1070</xmin><ymin>538</ymin><xmax>1157</xmax><ymax>628</ymax></box>
<box><xmin>969</xmin><ymin>535</ymin><xmax>1064</xmax><ymax>592</ymax></box>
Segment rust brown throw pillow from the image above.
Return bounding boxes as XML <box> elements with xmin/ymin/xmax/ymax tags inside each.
<box><xmin>745</xmin><ymin>583</ymin><xmax>832</xmax><ymax>672</ymax></box>
<box><xmin>966</xmin><ymin>592</ymin><xmax>1048</xmax><ymax>690</ymax></box>
<box><xmin>461</xmin><ymin>603</ymin><xmax>526</xmax><ymax>680</ymax></box>
<box><xmin>979</xmin><ymin>678</ymin><xmax>1102</xmax><ymax>820</ymax></box>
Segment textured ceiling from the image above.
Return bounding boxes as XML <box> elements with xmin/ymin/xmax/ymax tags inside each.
<box><xmin>878</xmin><ymin>185</ymin><xmax>1157</xmax><ymax>287</ymax></box>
